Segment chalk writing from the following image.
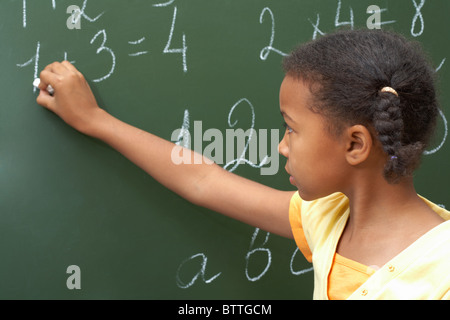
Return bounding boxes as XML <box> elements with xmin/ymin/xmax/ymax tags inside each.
<box><xmin>411</xmin><ymin>0</ymin><xmax>425</xmax><ymax>37</ymax></box>
<box><xmin>153</xmin><ymin>0</ymin><xmax>175</xmax><ymax>7</ymax></box>
<box><xmin>335</xmin><ymin>0</ymin><xmax>354</xmax><ymax>29</ymax></box>
<box><xmin>310</xmin><ymin>2</ymin><xmax>395</xmax><ymax>39</ymax></box>
<box><xmin>162</xmin><ymin>6</ymin><xmax>188</xmax><ymax>73</ymax></box>
<box><xmin>423</xmin><ymin>59</ymin><xmax>448</xmax><ymax>155</ymax></box>
<box><xmin>171</xmin><ymin>100</ymin><xmax>278</xmax><ymax>174</ymax></box>
<box><xmin>176</xmin><ymin>253</ymin><xmax>221</xmax><ymax>289</ymax></box>
<box><xmin>23</xmin><ymin>0</ymin><xmax>102</xmax><ymax>28</ymax></box>
<box><xmin>223</xmin><ymin>98</ymin><xmax>271</xmax><ymax>173</ymax></box>
<box><xmin>22</xmin><ymin>0</ymin><xmax>58</xmax><ymax>28</ymax></box>
<box><xmin>424</xmin><ymin>109</ymin><xmax>448</xmax><ymax>155</ymax></box>
<box><xmin>17</xmin><ymin>42</ymin><xmax>80</xmax><ymax>91</ymax></box>
<box><xmin>366</xmin><ymin>5</ymin><xmax>396</xmax><ymax>29</ymax></box>
<box><xmin>174</xmin><ymin>109</ymin><xmax>191</xmax><ymax>148</ymax></box>
<box><xmin>290</xmin><ymin>248</ymin><xmax>314</xmax><ymax>276</ymax></box>
<box><xmin>309</xmin><ymin>14</ymin><xmax>325</xmax><ymax>40</ymax></box>
<box><xmin>436</xmin><ymin>58</ymin><xmax>446</xmax><ymax>73</ymax></box>
<box><xmin>89</xmin><ymin>30</ymin><xmax>116</xmax><ymax>82</ymax></box>
<box><xmin>245</xmin><ymin>228</ymin><xmax>272</xmax><ymax>282</ymax></box>
<box><xmin>259</xmin><ymin>7</ymin><xmax>288</xmax><ymax>60</ymax></box>
<box><xmin>75</xmin><ymin>0</ymin><xmax>104</xmax><ymax>24</ymax></box>
<box><xmin>378</xmin><ymin>8</ymin><xmax>396</xmax><ymax>27</ymax></box>
<box><xmin>128</xmin><ymin>37</ymin><xmax>149</xmax><ymax>57</ymax></box>
<box><xmin>22</xmin><ymin>0</ymin><xmax>26</xmax><ymax>27</ymax></box>
<box><xmin>16</xmin><ymin>41</ymin><xmax>40</xmax><ymax>93</ymax></box>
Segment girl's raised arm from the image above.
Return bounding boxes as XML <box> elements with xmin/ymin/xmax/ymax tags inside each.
<box><xmin>36</xmin><ymin>61</ymin><xmax>294</xmax><ymax>239</ymax></box>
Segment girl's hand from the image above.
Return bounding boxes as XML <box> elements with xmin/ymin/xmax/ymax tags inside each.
<box><xmin>36</xmin><ymin>61</ymin><xmax>103</xmax><ymax>136</ymax></box>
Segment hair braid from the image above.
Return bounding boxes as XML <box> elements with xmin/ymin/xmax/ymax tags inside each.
<box><xmin>373</xmin><ymin>90</ymin><xmax>426</xmax><ymax>182</ymax></box>
<box><xmin>373</xmin><ymin>91</ymin><xmax>404</xmax><ymax>181</ymax></box>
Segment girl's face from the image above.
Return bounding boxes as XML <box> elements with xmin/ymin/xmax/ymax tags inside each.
<box><xmin>278</xmin><ymin>76</ymin><xmax>350</xmax><ymax>201</ymax></box>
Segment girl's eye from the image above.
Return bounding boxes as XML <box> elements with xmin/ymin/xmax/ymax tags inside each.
<box><xmin>282</xmin><ymin>122</ymin><xmax>293</xmax><ymax>134</ymax></box>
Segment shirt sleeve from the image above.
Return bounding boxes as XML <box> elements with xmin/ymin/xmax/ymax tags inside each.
<box><xmin>289</xmin><ymin>192</ymin><xmax>313</xmax><ymax>263</ymax></box>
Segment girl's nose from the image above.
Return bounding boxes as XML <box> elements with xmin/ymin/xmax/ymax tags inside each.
<box><xmin>278</xmin><ymin>132</ymin><xmax>289</xmax><ymax>158</ymax></box>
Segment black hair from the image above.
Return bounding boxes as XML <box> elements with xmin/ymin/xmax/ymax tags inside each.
<box><xmin>283</xmin><ymin>29</ymin><xmax>439</xmax><ymax>183</ymax></box>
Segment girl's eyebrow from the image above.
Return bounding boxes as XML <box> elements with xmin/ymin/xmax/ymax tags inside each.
<box><xmin>280</xmin><ymin>111</ymin><xmax>296</xmax><ymax>123</ymax></box>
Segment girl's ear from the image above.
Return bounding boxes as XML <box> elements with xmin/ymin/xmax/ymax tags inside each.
<box><xmin>344</xmin><ymin>125</ymin><xmax>373</xmax><ymax>166</ymax></box>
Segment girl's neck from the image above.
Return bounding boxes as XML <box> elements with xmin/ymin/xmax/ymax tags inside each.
<box><xmin>345</xmin><ymin>177</ymin><xmax>424</xmax><ymax>230</ymax></box>
<box><xmin>337</xmin><ymin>175</ymin><xmax>444</xmax><ymax>267</ymax></box>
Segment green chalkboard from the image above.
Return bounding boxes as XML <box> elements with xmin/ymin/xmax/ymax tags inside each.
<box><xmin>0</xmin><ymin>0</ymin><xmax>448</xmax><ymax>299</ymax></box>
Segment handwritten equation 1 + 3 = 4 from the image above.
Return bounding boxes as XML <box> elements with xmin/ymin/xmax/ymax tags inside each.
<box><xmin>18</xmin><ymin>1</ymin><xmax>188</xmax><ymax>91</ymax></box>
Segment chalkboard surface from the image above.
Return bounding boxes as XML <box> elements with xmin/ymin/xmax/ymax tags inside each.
<box><xmin>0</xmin><ymin>0</ymin><xmax>448</xmax><ymax>299</ymax></box>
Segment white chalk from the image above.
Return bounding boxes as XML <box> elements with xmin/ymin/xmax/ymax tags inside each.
<box><xmin>33</xmin><ymin>78</ymin><xmax>54</xmax><ymax>95</ymax></box>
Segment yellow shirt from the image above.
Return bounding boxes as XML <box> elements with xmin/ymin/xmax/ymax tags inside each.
<box><xmin>328</xmin><ymin>253</ymin><xmax>377</xmax><ymax>300</ymax></box>
<box><xmin>289</xmin><ymin>191</ymin><xmax>450</xmax><ymax>300</ymax></box>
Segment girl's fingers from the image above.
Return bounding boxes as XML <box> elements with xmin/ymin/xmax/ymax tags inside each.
<box><xmin>61</xmin><ymin>60</ymin><xmax>79</xmax><ymax>73</ymax></box>
<box><xmin>36</xmin><ymin>69</ymin><xmax>63</xmax><ymax>112</ymax></box>
<box><xmin>38</xmin><ymin>69</ymin><xmax>60</xmax><ymax>91</ymax></box>
<box><xmin>44</xmin><ymin>61</ymin><xmax>69</xmax><ymax>75</ymax></box>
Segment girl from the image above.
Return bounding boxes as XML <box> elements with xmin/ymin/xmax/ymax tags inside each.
<box><xmin>36</xmin><ymin>29</ymin><xmax>450</xmax><ymax>300</ymax></box>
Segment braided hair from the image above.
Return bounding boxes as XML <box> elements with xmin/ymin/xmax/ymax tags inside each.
<box><xmin>283</xmin><ymin>29</ymin><xmax>439</xmax><ymax>183</ymax></box>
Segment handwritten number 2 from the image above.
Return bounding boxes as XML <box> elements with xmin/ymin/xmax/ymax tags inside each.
<box><xmin>259</xmin><ymin>7</ymin><xmax>287</xmax><ymax>60</ymax></box>
<box><xmin>90</xmin><ymin>30</ymin><xmax>116</xmax><ymax>82</ymax></box>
